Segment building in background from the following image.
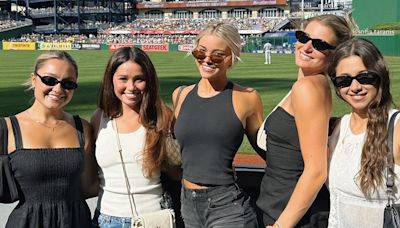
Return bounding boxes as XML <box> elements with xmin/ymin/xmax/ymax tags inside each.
<box><xmin>8</xmin><ymin>0</ymin><xmax>136</xmax><ymax>34</ymax></box>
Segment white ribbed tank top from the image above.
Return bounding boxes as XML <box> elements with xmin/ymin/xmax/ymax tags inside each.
<box><xmin>95</xmin><ymin>113</ymin><xmax>162</xmax><ymax>217</ymax></box>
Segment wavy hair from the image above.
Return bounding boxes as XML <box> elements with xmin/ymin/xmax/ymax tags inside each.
<box><xmin>327</xmin><ymin>38</ymin><xmax>393</xmax><ymax>196</ymax></box>
<box><xmin>98</xmin><ymin>47</ymin><xmax>172</xmax><ymax>177</ymax></box>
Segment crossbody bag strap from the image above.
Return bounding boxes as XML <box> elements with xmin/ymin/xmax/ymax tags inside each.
<box><xmin>386</xmin><ymin>111</ymin><xmax>400</xmax><ymax>206</ymax></box>
<box><xmin>172</xmin><ymin>86</ymin><xmax>186</xmax><ymax>116</ymax></box>
<box><xmin>170</xmin><ymin>85</ymin><xmax>186</xmax><ymax>134</ymax></box>
<box><xmin>112</xmin><ymin>118</ymin><xmax>139</xmax><ymax>218</ymax></box>
<box><xmin>0</xmin><ymin>117</ymin><xmax>8</xmax><ymax>155</ymax></box>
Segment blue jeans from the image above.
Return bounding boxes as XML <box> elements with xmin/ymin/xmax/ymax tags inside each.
<box><xmin>92</xmin><ymin>210</ymin><xmax>132</xmax><ymax>228</ymax></box>
<box><xmin>181</xmin><ymin>183</ymin><xmax>258</xmax><ymax>228</ymax></box>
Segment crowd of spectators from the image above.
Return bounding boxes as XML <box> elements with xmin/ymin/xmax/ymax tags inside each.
<box><xmin>4</xmin><ymin>16</ymin><xmax>281</xmax><ymax>46</ymax></box>
<box><xmin>29</xmin><ymin>6</ymin><xmax>110</xmax><ymax>17</ymax></box>
<box><xmin>0</xmin><ymin>11</ymin><xmax>30</xmax><ymax>31</ymax></box>
<box><xmin>6</xmin><ymin>32</ymin><xmax>266</xmax><ymax>50</ymax></box>
<box><xmin>103</xmin><ymin>17</ymin><xmax>284</xmax><ymax>33</ymax></box>
<box><xmin>34</xmin><ymin>21</ymin><xmax>111</xmax><ymax>32</ymax></box>
<box><xmin>7</xmin><ymin>33</ymin><xmax>200</xmax><ymax>45</ymax></box>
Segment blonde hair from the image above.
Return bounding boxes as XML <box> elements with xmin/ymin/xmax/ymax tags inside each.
<box><xmin>25</xmin><ymin>51</ymin><xmax>78</xmax><ymax>89</ymax></box>
<box><xmin>195</xmin><ymin>22</ymin><xmax>242</xmax><ymax>66</ymax></box>
<box><xmin>303</xmin><ymin>14</ymin><xmax>355</xmax><ymax>46</ymax></box>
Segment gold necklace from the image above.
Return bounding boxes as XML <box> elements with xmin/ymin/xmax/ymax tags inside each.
<box><xmin>25</xmin><ymin>110</ymin><xmax>65</xmax><ymax>132</ymax></box>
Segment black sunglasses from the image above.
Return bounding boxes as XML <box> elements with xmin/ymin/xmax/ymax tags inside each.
<box><xmin>331</xmin><ymin>72</ymin><xmax>380</xmax><ymax>88</ymax></box>
<box><xmin>192</xmin><ymin>49</ymin><xmax>228</xmax><ymax>64</ymax></box>
<box><xmin>35</xmin><ymin>72</ymin><xmax>78</xmax><ymax>90</ymax></box>
<box><xmin>295</xmin><ymin>31</ymin><xmax>336</xmax><ymax>51</ymax></box>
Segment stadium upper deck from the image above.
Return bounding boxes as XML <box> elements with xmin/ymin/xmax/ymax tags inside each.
<box><xmin>136</xmin><ymin>0</ymin><xmax>288</xmax><ymax>20</ymax></box>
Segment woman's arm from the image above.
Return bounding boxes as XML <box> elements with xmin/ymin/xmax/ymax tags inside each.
<box><xmin>273</xmin><ymin>78</ymin><xmax>330</xmax><ymax>228</ymax></box>
<box><xmin>244</xmin><ymin>89</ymin><xmax>266</xmax><ymax>160</ymax></box>
<box><xmin>80</xmin><ymin>116</ymin><xmax>99</xmax><ymax>199</ymax></box>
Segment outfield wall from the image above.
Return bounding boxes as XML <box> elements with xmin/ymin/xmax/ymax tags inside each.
<box><xmin>356</xmin><ymin>34</ymin><xmax>400</xmax><ymax>57</ymax></box>
<box><xmin>1</xmin><ymin>37</ymin><xmax>399</xmax><ymax>56</ymax></box>
<box><xmin>1</xmin><ymin>41</ymin><xmax>195</xmax><ymax>52</ymax></box>
<box><xmin>353</xmin><ymin>0</ymin><xmax>399</xmax><ymax>30</ymax></box>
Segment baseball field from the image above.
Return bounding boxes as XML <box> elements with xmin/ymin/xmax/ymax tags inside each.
<box><xmin>0</xmin><ymin>50</ymin><xmax>399</xmax><ymax>153</ymax></box>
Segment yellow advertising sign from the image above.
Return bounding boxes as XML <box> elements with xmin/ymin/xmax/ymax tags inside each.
<box><xmin>37</xmin><ymin>42</ymin><xmax>72</xmax><ymax>50</ymax></box>
<box><xmin>3</xmin><ymin>42</ymin><xmax>36</xmax><ymax>50</ymax></box>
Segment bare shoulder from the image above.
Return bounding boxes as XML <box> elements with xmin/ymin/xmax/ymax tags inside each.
<box><xmin>395</xmin><ymin>111</ymin><xmax>400</xmax><ymax>133</ymax></box>
<box><xmin>233</xmin><ymin>83</ymin><xmax>261</xmax><ymax>100</ymax></box>
<box><xmin>80</xmin><ymin>118</ymin><xmax>92</xmax><ymax>131</ymax></box>
<box><xmin>90</xmin><ymin>108</ymin><xmax>103</xmax><ymax>130</ymax></box>
<box><xmin>292</xmin><ymin>75</ymin><xmax>330</xmax><ymax>102</ymax></box>
<box><xmin>90</xmin><ymin>109</ymin><xmax>102</xmax><ymax>123</ymax></box>
<box><xmin>232</xmin><ymin>83</ymin><xmax>263</xmax><ymax>116</ymax></box>
<box><xmin>172</xmin><ymin>84</ymin><xmax>195</xmax><ymax>108</ymax></box>
<box><xmin>172</xmin><ymin>84</ymin><xmax>195</xmax><ymax>99</ymax></box>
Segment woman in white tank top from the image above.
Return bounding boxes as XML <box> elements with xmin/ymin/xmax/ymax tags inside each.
<box><xmin>327</xmin><ymin>38</ymin><xmax>400</xmax><ymax>228</ymax></box>
<box><xmin>90</xmin><ymin>47</ymin><xmax>181</xmax><ymax>228</ymax></box>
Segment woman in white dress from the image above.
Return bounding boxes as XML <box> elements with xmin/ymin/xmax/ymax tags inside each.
<box><xmin>327</xmin><ymin>38</ymin><xmax>400</xmax><ymax>228</ymax></box>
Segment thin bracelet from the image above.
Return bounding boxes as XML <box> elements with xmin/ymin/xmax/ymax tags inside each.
<box><xmin>274</xmin><ymin>221</ymin><xmax>282</xmax><ymax>228</ymax></box>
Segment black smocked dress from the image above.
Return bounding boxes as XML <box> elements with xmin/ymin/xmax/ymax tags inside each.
<box><xmin>3</xmin><ymin>116</ymin><xmax>91</xmax><ymax>228</ymax></box>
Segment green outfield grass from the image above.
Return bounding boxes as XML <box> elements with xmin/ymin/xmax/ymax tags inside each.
<box><xmin>0</xmin><ymin>50</ymin><xmax>399</xmax><ymax>153</ymax></box>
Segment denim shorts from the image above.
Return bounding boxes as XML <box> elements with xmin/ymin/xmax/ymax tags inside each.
<box><xmin>92</xmin><ymin>210</ymin><xmax>132</xmax><ymax>228</ymax></box>
<box><xmin>181</xmin><ymin>183</ymin><xmax>258</xmax><ymax>228</ymax></box>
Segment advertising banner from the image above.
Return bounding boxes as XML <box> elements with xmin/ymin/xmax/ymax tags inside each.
<box><xmin>37</xmin><ymin>42</ymin><xmax>72</xmax><ymax>50</ymax></box>
<box><xmin>178</xmin><ymin>44</ymin><xmax>195</xmax><ymax>52</ymax></box>
<box><xmin>3</xmin><ymin>42</ymin><xmax>36</xmax><ymax>50</ymax></box>
<box><xmin>141</xmin><ymin>43</ymin><xmax>169</xmax><ymax>52</ymax></box>
<box><xmin>71</xmin><ymin>43</ymin><xmax>82</xmax><ymax>50</ymax></box>
<box><xmin>81</xmin><ymin>43</ymin><xmax>101</xmax><ymax>50</ymax></box>
<box><xmin>108</xmin><ymin>43</ymin><xmax>135</xmax><ymax>51</ymax></box>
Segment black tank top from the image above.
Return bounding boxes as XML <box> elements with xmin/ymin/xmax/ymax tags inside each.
<box><xmin>174</xmin><ymin>81</ymin><xmax>244</xmax><ymax>185</ymax></box>
<box><xmin>256</xmin><ymin>107</ymin><xmax>329</xmax><ymax>226</ymax></box>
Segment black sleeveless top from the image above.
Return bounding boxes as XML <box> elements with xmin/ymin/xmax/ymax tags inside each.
<box><xmin>256</xmin><ymin>107</ymin><xmax>329</xmax><ymax>226</ymax></box>
<box><xmin>4</xmin><ymin>116</ymin><xmax>91</xmax><ymax>228</ymax></box>
<box><xmin>174</xmin><ymin>81</ymin><xmax>244</xmax><ymax>185</ymax></box>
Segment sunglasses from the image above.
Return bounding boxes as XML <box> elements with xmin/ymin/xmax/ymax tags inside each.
<box><xmin>192</xmin><ymin>49</ymin><xmax>228</xmax><ymax>64</ymax></box>
<box><xmin>295</xmin><ymin>31</ymin><xmax>336</xmax><ymax>51</ymax></box>
<box><xmin>331</xmin><ymin>72</ymin><xmax>380</xmax><ymax>88</ymax></box>
<box><xmin>35</xmin><ymin>72</ymin><xmax>78</xmax><ymax>90</ymax></box>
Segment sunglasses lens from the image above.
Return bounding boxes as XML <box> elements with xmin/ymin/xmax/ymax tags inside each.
<box><xmin>296</xmin><ymin>31</ymin><xmax>309</xmax><ymax>44</ymax></box>
<box><xmin>357</xmin><ymin>72</ymin><xmax>379</xmax><ymax>85</ymax></box>
<box><xmin>210</xmin><ymin>55</ymin><xmax>225</xmax><ymax>63</ymax></box>
<box><xmin>192</xmin><ymin>50</ymin><xmax>206</xmax><ymax>60</ymax></box>
<box><xmin>41</xmin><ymin>76</ymin><xmax>59</xmax><ymax>86</ymax></box>
<box><xmin>61</xmin><ymin>81</ymin><xmax>78</xmax><ymax>90</ymax></box>
<box><xmin>312</xmin><ymin>40</ymin><xmax>330</xmax><ymax>51</ymax></box>
<box><xmin>333</xmin><ymin>76</ymin><xmax>352</xmax><ymax>88</ymax></box>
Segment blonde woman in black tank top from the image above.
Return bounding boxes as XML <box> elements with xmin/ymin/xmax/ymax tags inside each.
<box><xmin>172</xmin><ymin>22</ymin><xmax>265</xmax><ymax>228</ymax></box>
